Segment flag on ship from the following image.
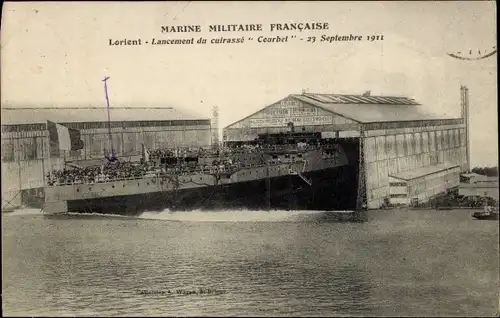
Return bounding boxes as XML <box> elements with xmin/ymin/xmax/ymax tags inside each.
<box><xmin>104</xmin><ymin>151</ymin><xmax>120</xmax><ymax>168</ymax></box>
<box><xmin>46</xmin><ymin>120</ymin><xmax>84</xmax><ymax>157</ymax></box>
<box><xmin>141</xmin><ymin>143</ymin><xmax>150</xmax><ymax>162</ymax></box>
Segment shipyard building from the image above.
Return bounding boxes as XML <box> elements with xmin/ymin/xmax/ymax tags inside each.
<box><xmin>1</xmin><ymin>107</ymin><xmax>211</xmax><ymax>210</ymax></box>
<box><xmin>223</xmin><ymin>88</ymin><xmax>470</xmax><ymax>209</ymax></box>
<box><xmin>459</xmin><ymin>173</ymin><xmax>499</xmax><ymax>199</ymax></box>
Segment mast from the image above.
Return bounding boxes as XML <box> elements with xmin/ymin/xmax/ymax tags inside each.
<box><xmin>266</xmin><ymin>156</ymin><xmax>271</xmax><ymax>210</ymax></box>
<box><xmin>18</xmin><ymin>149</ymin><xmax>22</xmax><ymax>198</ymax></box>
<box><xmin>41</xmin><ymin>149</ymin><xmax>45</xmax><ymax>186</ymax></box>
<box><xmin>102</xmin><ymin>76</ymin><xmax>114</xmax><ymax>156</ymax></box>
<box><xmin>45</xmin><ymin>122</ymin><xmax>52</xmax><ymax>174</ymax></box>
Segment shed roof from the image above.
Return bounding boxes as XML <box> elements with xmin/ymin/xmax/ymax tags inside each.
<box><xmin>461</xmin><ymin>172</ymin><xmax>486</xmax><ymax>178</ymax></box>
<box><xmin>389</xmin><ymin>163</ymin><xmax>460</xmax><ymax>181</ymax></box>
<box><xmin>300</xmin><ymin>93</ymin><xmax>420</xmax><ymax>105</ymax></box>
<box><xmin>1</xmin><ymin>107</ymin><xmax>207</xmax><ymax>125</ymax></box>
<box><xmin>292</xmin><ymin>93</ymin><xmax>456</xmax><ymax>123</ymax></box>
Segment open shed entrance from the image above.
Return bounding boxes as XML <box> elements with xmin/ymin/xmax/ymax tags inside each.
<box><xmin>314</xmin><ymin>137</ymin><xmax>361</xmax><ymax>210</ymax></box>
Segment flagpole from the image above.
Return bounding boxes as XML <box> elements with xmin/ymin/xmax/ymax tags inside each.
<box><xmin>41</xmin><ymin>148</ymin><xmax>46</xmax><ymax>190</ymax></box>
<box><xmin>18</xmin><ymin>149</ymin><xmax>22</xmax><ymax>198</ymax></box>
<box><xmin>46</xmin><ymin>122</ymin><xmax>52</xmax><ymax>176</ymax></box>
<box><xmin>102</xmin><ymin>76</ymin><xmax>114</xmax><ymax>157</ymax></box>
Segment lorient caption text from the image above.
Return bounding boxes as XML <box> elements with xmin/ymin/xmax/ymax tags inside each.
<box><xmin>109</xmin><ymin>34</ymin><xmax>384</xmax><ymax>46</ymax></box>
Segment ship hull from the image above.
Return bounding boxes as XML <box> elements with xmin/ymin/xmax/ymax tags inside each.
<box><xmin>62</xmin><ymin>165</ymin><xmax>359</xmax><ymax>216</ymax></box>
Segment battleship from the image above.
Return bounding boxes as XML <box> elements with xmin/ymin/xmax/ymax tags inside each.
<box><xmin>43</xmin><ymin>131</ymin><xmax>363</xmax><ymax>217</ymax></box>
<box><xmin>42</xmin><ymin>78</ymin><xmax>360</xmax><ymax>218</ymax></box>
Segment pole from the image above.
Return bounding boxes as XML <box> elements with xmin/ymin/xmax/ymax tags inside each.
<box><xmin>45</xmin><ymin>122</ymin><xmax>52</xmax><ymax>173</ymax></box>
<box><xmin>18</xmin><ymin>149</ymin><xmax>22</xmax><ymax>197</ymax></box>
<box><xmin>103</xmin><ymin>76</ymin><xmax>114</xmax><ymax>156</ymax></box>
<box><xmin>356</xmin><ymin>128</ymin><xmax>366</xmax><ymax>210</ymax></box>
<box><xmin>41</xmin><ymin>151</ymin><xmax>45</xmax><ymax>186</ymax></box>
<box><xmin>464</xmin><ymin>86</ymin><xmax>471</xmax><ymax>173</ymax></box>
<box><xmin>266</xmin><ymin>159</ymin><xmax>271</xmax><ymax>211</ymax></box>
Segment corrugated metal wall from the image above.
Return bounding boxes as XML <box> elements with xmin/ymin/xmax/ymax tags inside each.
<box><xmin>1</xmin><ymin>157</ymin><xmax>66</xmax><ymax>210</ymax></box>
<box><xmin>77</xmin><ymin>125</ymin><xmax>211</xmax><ymax>159</ymax></box>
<box><xmin>363</xmin><ymin>124</ymin><xmax>467</xmax><ymax>209</ymax></box>
<box><xmin>1</xmin><ymin>123</ymin><xmax>211</xmax><ymax>208</ymax></box>
<box><xmin>1</xmin><ymin>124</ymin><xmax>211</xmax><ymax>160</ymax></box>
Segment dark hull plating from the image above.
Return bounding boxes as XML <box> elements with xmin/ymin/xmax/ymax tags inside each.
<box><xmin>66</xmin><ymin>165</ymin><xmax>359</xmax><ymax>216</ymax></box>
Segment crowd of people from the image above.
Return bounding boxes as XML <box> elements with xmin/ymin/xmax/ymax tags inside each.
<box><xmin>148</xmin><ymin>148</ymin><xmax>200</xmax><ymax>160</ymax></box>
<box><xmin>47</xmin><ymin>142</ymin><xmax>335</xmax><ymax>186</ymax></box>
<box><xmin>148</xmin><ymin>142</ymin><xmax>327</xmax><ymax>159</ymax></box>
<box><xmin>46</xmin><ymin>161</ymin><xmax>159</xmax><ymax>186</ymax></box>
<box><xmin>46</xmin><ymin>160</ymin><xmax>248</xmax><ymax>186</ymax></box>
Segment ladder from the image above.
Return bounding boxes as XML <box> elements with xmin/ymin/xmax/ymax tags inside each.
<box><xmin>356</xmin><ymin>128</ymin><xmax>367</xmax><ymax>210</ymax></box>
<box><xmin>297</xmin><ymin>173</ymin><xmax>312</xmax><ymax>186</ymax></box>
<box><xmin>288</xmin><ymin>163</ymin><xmax>312</xmax><ymax>186</ymax></box>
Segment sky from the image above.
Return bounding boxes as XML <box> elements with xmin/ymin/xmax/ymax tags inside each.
<box><xmin>1</xmin><ymin>1</ymin><xmax>497</xmax><ymax>167</ymax></box>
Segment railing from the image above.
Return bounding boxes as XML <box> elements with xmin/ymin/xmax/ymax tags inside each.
<box><xmin>149</xmin><ymin>144</ymin><xmax>335</xmax><ymax>160</ymax></box>
<box><xmin>47</xmin><ymin>158</ymin><xmax>311</xmax><ymax>187</ymax></box>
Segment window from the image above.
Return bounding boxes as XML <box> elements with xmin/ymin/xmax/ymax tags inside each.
<box><xmin>390</xmin><ymin>182</ymin><xmax>406</xmax><ymax>187</ymax></box>
<box><xmin>390</xmin><ymin>194</ymin><xmax>407</xmax><ymax>198</ymax></box>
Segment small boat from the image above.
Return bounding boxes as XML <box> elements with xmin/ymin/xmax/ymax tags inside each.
<box><xmin>472</xmin><ymin>206</ymin><xmax>499</xmax><ymax>220</ymax></box>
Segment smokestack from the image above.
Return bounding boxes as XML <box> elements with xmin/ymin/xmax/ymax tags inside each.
<box><xmin>211</xmin><ymin>106</ymin><xmax>220</xmax><ymax>149</ymax></box>
<box><xmin>460</xmin><ymin>86</ymin><xmax>465</xmax><ymax>119</ymax></box>
<box><xmin>460</xmin><ymin>85</ymin><xmax>471</xmax><ymax>172</ymax></box>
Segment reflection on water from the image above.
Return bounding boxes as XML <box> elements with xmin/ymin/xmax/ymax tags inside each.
<box><xmin>2</xmin><ymin>208</ymin><xmax>499</xmax><ymax>316</ymax></box>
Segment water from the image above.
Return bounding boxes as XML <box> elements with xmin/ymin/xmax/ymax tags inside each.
<box><xmin>2</xmin><ymin>208</ymin><xmax>499</xmax><ymax>317</ymax></box>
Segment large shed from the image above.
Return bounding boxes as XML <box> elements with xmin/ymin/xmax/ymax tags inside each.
<box><xmin>1</xmin><ymin>106</ymin><xmax>211</xmax><ymax>210</ymax></box>
<box><xmin>223</xmin><ymin>89</ymin><xmax>469</xmax><ymax>209</ymax></box>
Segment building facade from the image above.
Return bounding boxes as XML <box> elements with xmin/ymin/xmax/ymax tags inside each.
<box><xmin>223</xmin><ymin>91</ymin><xmax>469</xmax><ymax>209</ymax></box>
<box><xmin>1</xmin><ymin>107</ymin><xmax>211</xmax><ymax>210</ymax></box>
<box><xmin>459</xmin><ymin>174</ymin><xmax>499</xmax><ymax>199</ymax></box>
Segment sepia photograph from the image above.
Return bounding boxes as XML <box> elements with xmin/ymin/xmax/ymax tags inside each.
<box><xmin>1</xmin><ymin>1</ymin><xmax>498</xmax><ymax>316</ymax></box>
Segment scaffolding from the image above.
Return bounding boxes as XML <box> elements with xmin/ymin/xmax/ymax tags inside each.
<box><xmin>356</xmin><ymin>127</ymin><xmax>367</xmax><ymax>210</ymax></box>
<box><xmin>460</xmin><ymin>85</ymin><xmax>471</xmax><ymax>172</ymax></box>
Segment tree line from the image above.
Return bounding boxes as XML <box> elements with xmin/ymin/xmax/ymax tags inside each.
<box><xmin>471</xmin><ymin>166</ymin><xmax>498</xmax><ymax>177</ymax></box>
